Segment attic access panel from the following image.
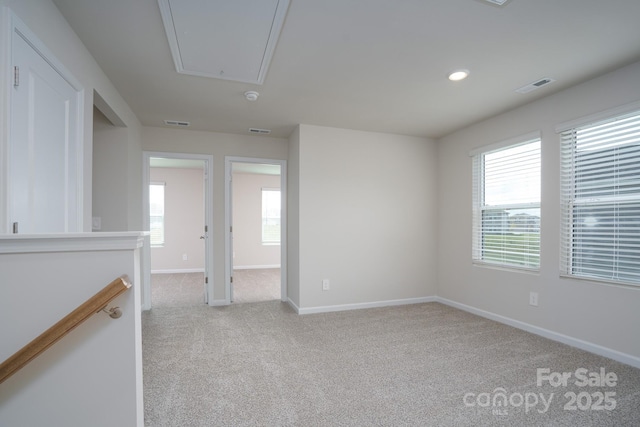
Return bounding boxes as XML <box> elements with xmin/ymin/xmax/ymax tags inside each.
<box><xmin>158</xmin><ymin>0</ymin><xmax>289</xmax><ymax>84</ymax></box>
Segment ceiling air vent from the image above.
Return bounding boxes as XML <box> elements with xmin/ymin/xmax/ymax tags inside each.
<box><xmin>515</xmin><ymin>78</ymin><xmax>556</xmax><ymax>94</ymax></box>
<box><xmin>163</xmin><ymin>120</ymin><xmax>191</xmax><ymax>127</ymax></box>
<box><xmin>249</xmin><ymin>128</ymin><xmax>271</xmax><ymax>135</ymax></box>
<box><xmin>482</xmin><ymin>0</ymin><xmax>511</xmax><ymax>5</ymax></box>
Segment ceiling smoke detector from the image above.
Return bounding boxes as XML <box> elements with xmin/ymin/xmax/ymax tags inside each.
<box><xmin>244</xmin><ymin>91</ymin><xmax>259</xmax><ymax>101</ymax></box>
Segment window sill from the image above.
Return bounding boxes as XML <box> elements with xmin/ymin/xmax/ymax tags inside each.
<box><xmin>473</xmin><ymin>261</ymin><xmax>539</xmax><ymax>275</ymax></box>
<box><xmin>559</xmin><ymin>274</ymin><xmax>640</xmax><ymax>290</ymax></box>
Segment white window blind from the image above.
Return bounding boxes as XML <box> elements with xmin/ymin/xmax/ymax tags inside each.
<box><xmin>472</xmin><ymin>138</ymin><xmax>541</xmax><ymax>269</ymax></box>
<box><xmin>149</xmin><ymin>183</ymin><xmax>165</xmax><ymax>246</ymax></box>
<box><xmin>560</xmin><ymin>109</ymin><xmax>640</xmax><ymax>286</ymax></box>
<box><xmin>262</xmin><ymin>188</ymin><xmax>281</xmax><ymax>244</ymax></box>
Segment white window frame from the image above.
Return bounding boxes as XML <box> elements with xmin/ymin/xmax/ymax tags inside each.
<box><xmin>471</xmin><ymin>132</ymin><xmax>541</xmax><ymax>271</ymax></box>
<box><xmin>149</xmin><ymin>182</ymin><xmax>165</xmax><ymax>247</ymax></box>
<box><xmin>261</xmin><ymin>187</ymin><xmax>281</xmax><ymax>245</ymax></box>
<box><xmin>557</xmin><ymin>102</ymin><xmax>640</xmax><ymax>287</ymax></box>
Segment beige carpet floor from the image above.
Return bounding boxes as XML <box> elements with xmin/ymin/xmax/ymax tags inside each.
<box><xmin>150</xmin><ymin>269</ymin><xmax>280</xmax><ymax>308</ymax></box>
<box><xmin>142</xmin><ymin>301</ymin><xmax>640</xmax><ymax>426</ymax></box>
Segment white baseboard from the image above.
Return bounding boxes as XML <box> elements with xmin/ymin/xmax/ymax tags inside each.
<box><xmin>286</xmin><ymin>298</ymin><xmax>300</xmax><ymax>313</ymax></box>
<box><xmin>233</xmin><ymin>265</ymin><xmax>280</xmax><ymax>270</ymax></box>
<box><xmin>294</xmin><ymin>296</ymin><xmax>437</xmax><ymax>315</ymax></box>
<box><xmin>435</xmin><ymin>297</ymin><xmax>640</xmax><ymax>369</ymax></box>
<box><xmin>151</xmin><ymin>268</ymin><xmax>205</xmax><ymax>274</ymax></box>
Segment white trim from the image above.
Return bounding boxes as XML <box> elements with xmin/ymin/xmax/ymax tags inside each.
<box><xmin>468</xmin><ymin>130</ymin><xmax>541</xmax><ymax>157</ymax></box>
<box><xmin>0</xmin><ymin>7</ymin><xmax>10</xmax><ymax>234</ymax></box>
<box><xmin>555</xmin><ymin>99</ymin><xmax>640</xmax><ymax>133</ymax></box>
<box><xmin>436</xmin><ymin>297</ymin><xmax>640</xmax><ymax>369</ymax></box>
<box><xmin>0</xmin><ymin>231</ymin><xmax>146</xmax><ymax>253</ymax></box>
<box><xmin>226</xmin><ymin>156</ymin><xmax>287</xmax><ymax>305</ymax></box>
<box><xmin>150</xmin><ymin>268</ymin><xmax>205</xmax><ymax>274</ymax></box>
<box><xmin>295</xmin><ymin>296</ymin><xmax>437</xmax><ymax>315</ymax></box>
<box><xmin>233</xmin><ymin>264</ymin><xmax>280</xmax><ymax>270</ymax></box>
<box><xmin>286</xmin><ymin>298</ymin><xmax>300</xmax><ymax>314</ymax></box>
<box><xmin>143</xmin><ymin>151</ymin><xmax>214</xmax><ymax>310</ymax></box>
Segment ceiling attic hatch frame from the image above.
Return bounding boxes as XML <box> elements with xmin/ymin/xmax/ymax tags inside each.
<box><xmin>157</xmin><ymin>0</ymin><xmax>290</xmax><ymax>85</ymax></box>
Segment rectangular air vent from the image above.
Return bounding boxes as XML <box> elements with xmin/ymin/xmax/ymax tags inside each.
<box><xmin>515</xmin><ymin>78</ymin><xmax>556</xmax><ymax>94</ymax></box>
<box><xmin>482</xmin><ymin>0</ymin><xmax>511</xmax><ymax>5</ymax></box>
<box><xmin>163</xmin><ymin>120</ymin><xmax>191</xmax><ymax>127</ymax></box>
<box><xmin>249</xmin><ymin>128</ymin><xmax>271</xmax><ymax>134</ymax></box>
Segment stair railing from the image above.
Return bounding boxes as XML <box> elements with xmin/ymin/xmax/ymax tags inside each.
<box><xmin>0</xmin><ymin>275</ymin><xmax>132</xmax><ymax>385</ymax></box>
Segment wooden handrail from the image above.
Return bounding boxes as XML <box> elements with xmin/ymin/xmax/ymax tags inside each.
<box><xmin>0</xmin><ymin>275</ymin><xmax>132</xmax><ymax>385</ymax></box>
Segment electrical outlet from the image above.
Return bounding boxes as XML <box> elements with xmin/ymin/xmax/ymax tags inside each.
<box><xmin>182</xmin><ymin>253</ymin><xmax>188</xmax><ymax>261</ymax></box>
<box><xmin>529</xmin><ymin>292</ymin><xmax>539</xmax><ymax>307</ymax></box>
<box><xmin>322</xmin><ymin>279</ymin><xmax>330</xmax><ymax>291</ymax></box>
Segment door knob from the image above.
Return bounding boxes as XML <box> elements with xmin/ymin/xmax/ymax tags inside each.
<box><xmin>200</xmin><ymin>235</ymin><xmax>205</xmax><ymax>239</ymax></box>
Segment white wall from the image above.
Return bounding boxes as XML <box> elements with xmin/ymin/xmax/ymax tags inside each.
<box><xmin>232</xmin><ymin>172</ymin><xmax>281</xmax><ymax>268</ymax></box>
<box><xmin>0</xmin><ymin>2</ymin><xmax>146</xmax><ymax>424</ymax></box>
<box><xmin>0</xmin><ymin>0</ymin><xmax>143</xmax><ymax>233</ymax></box>
<box><xmin>292</xmin><ymin>125</ymin><xmax>438</xmax><ymax>311</ymax></box>
<box><xmin>0</xmin><ymin>233</ymin><xmax>145</xmax><ymax>427</ymax></box>
<box><xmin>142</xmin><ymin>127</ymin><xmax>288</xmax><ymax>302</ymax></box>
<box><xmin>150</xmin><ymin>167</ymin><xmax>205</xmax><ymax>272</ymax></box>
<box><xmin>437</xmin><ymin>60</ymin><xmax>640</xmax><ymax>364</ymax></box>
<box><xmin>92</xmin><ymin>107</ymin><xmax>129</xmax><ymax>231</ymax></box>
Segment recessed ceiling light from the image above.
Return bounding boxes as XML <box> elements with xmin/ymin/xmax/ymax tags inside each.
<box><xmin>448</xmin><ymin>69</ymin><xmax>470</xmax><ymax>81</ymax></box>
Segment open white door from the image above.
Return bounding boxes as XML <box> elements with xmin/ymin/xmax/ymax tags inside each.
<box><xmin>9</xmin><ymin>16</ymin><xmax>83</xmax><ymax>233</ymax></box>
<box><xmin>225</xmin><ymin>157</ymin><xmax>287</xmax><ymax>304</ymax></box>
<box><xmin>142</xmin><ymin>152</ymin><xmax>214</xmax><ymax>309</ymax></box>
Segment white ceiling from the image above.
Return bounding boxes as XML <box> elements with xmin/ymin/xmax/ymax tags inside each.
<box><xmin>53</xmin><ymin>0</ymin><xmax>640</xmax><ymax>139</ymax></box>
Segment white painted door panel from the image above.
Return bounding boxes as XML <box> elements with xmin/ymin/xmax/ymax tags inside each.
<box><xmin>10</xmin><ymin>32</ymin><xmax>80</xmax><ymax>233</ymax></box>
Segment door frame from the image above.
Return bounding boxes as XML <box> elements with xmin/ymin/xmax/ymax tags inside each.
<box><xmin>225</xmin><ymin>156</ymin><xmax>287</xmax><ymax>304</ymax></box>
<box><xmin>142</xmin><ymin>151</ymin><xmax>214</xmax><ymax>310</ymax></box>
<box><xmin>3</xmin><ymin>11</ymin><xmax>85</xmax><ymax>233</ymax></box>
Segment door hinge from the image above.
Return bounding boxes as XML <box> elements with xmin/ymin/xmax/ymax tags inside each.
<box><xmin>230</xmin><ymin>276</ymin><xmax>233</xmax><ymax>283</ymax></box>
<box><xmin>205</xmin><ymin>276</ymin><xmax>208</xmax><ymax>284</ymax></box>
<box><xmin>12</xmin><ymin>222</ymin><xmax>18</xmax><ymax>234</ymax></box>
<box><xmin>230</xmin><ymin>226</ymin><xmax>233</xmax><ymax>233</ymax></box>
<box><xmin>204</xmin><ymin>225</ymin><xmax>208</xmax><ymax>233</ymax></box>
<box><xmin>13</xmin><ymin>66</ymin><xmax>19</xmax><ymax>87</ymax></box>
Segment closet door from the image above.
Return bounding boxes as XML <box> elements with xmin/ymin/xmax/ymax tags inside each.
<box><xmin>9</xmin><ymin>26</ymin><xmax>81</xmax><ymax>233</ymax></box>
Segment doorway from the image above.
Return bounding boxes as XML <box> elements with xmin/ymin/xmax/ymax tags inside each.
<box><xmin>225</xmin><ymin>157</ymin><xmax>287</xmax><ymax>304</ymax></box>
<box><xmin>142</xmin><ymin>152</ymin><xmax>214</xmax><ymax>309</ymax></box>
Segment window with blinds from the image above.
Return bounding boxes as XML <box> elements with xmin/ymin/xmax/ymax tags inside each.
<box><xmin>149</xmin><ymin>183</ymin><xmax>165</xmax><ymax>246</ymax></box>
<box><xmin>472</xmin><ymin>137</ymin><xmax>541</xmax><ymax>270</ymax></box>
<box><xmin>560</xmin><ymin>109</ymin><xmax>640</xmax><ymax>286</ymax></box>
<box><xmin>262</xmin><ymin>188</ymin><xmax>281</xmax><ymax>244</ymax></box>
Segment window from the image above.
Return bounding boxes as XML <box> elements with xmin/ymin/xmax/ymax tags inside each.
<box><xmin>560</xmin><ymin>108</ymin><xmax>640</xmax><ymax>286</ymax></box>
<box><xmin>149</xmin><ymin>183</ymin><xmax>165</xmax><ymax>246</ymax></box>
<box><xmin>262</xmin><ymin>188</ymin><xmax>281</xmax><ymax>244</ymax></box>
<box><xmin>472</xmin><ymin>136</ymin><xmax>541</xmax><ymax>269</ymax></box>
